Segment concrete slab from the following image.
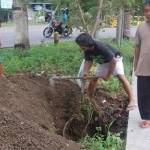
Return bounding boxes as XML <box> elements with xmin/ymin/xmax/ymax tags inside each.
<box><xmin>126</xmin><ymin>76</ymin><xmax>150</xmax><ymax>150</ymax></box>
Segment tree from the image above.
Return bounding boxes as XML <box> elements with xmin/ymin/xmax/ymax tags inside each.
<box><xmin>75</xmin><ymin>0</ymin><xmax>89</xmax><ymax>32</ymax></box>
<box><xmin>110</xmin><ymin>0</ymin><xmax>136</xmax><ymax>44</ymax></box>
<box><xmin>44</xmin><ymin>0</ymin><xmax>143</xmax><ymax>42</ymax></box>
<box><xmin>91</xmin><ymin>0</ymin><xmax>104</xmax><ymax>38</ymax></box>
<box><xmin>51</xmin><ymin>0</ymin><xmax>104</xmax><ymax>37</ymax></box>
<box><xmin>123</xmin><ymin>8</ymin><xmax>132</xmax><ymax>39</ymax></box>
<box><xmin>13</xmin><ymin>0</ymin><xmax>30</xmax><ymax>50</ymax></box>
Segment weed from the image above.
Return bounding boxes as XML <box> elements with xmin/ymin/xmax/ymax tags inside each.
<box><xmin>81</xmin><ymin>131</ymin><xmax>123</xmax><ymax>150</ymax></box>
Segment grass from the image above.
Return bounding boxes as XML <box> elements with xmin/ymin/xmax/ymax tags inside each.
<box><xmin>81</xmin><ymin>98</ymin><xmax>125</xmax><ymax>150</ymax></box>
<box><xmin>0</xmin><ymin>42</ymin><xmax>82</xmax><ymax>75</ymax></box>
<box><xmin>81</xmin><ymin>132</ymin><xmax>124</xmax><ymax>150</ymax></box>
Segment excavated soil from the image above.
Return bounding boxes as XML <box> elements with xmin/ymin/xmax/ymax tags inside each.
<box><xmin>0</xmin><ymin>73</ymin><xmax>81</xmax><ymax>149</ymax></box>
<box><xmin>0</xmin><ymin>73</ymin><xmax>128</xmax><ymax>149</ymax></box>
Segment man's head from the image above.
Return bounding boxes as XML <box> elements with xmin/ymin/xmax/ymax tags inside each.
<box><xmin>144</xmin><ymin>0</ymin><xmax>150</xmax><ymax>22</ymax></box>
<box><xmin>75</xmin><ymin>33</ymin><xmax>95</xmax><ymax>51</ymax></box>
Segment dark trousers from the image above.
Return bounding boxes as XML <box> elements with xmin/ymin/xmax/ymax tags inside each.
<box><xmin>137</xmin><ymin>76</ymin><xmax>150</xmax><ymax>120</ymax></box>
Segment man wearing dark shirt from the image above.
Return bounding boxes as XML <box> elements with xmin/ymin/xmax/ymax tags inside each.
<box><xmin>84</xmin><ymin>41</ymin><xmax>121</xmax><ymax>64</ymax></box>
<box><xmin>75</xmin><ymin>33</ymin><xmax>135</xmax><ymax>111</ymax></box>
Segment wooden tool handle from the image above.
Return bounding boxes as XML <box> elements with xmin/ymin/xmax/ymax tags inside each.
<box><xmin>60</xmin><ymin>76</ymin><xmax>100</xmax><ymax>80</ymax></box>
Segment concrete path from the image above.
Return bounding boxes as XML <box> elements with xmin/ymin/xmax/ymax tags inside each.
<box><xmin>126</xmin><ymin>76</ymin><xmax>150</xmax><ymax>150</ymax></box>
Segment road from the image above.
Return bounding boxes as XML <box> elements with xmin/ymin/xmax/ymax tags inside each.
<box><xmin>0</xmin><ymin>25</ymin><xmax>137</xmax><ymax>48</ymax></box>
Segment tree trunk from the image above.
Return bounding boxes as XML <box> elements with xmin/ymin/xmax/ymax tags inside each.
<box><xmin>75</xmin><ymin>0</ymin><xmax>89</xmax><ymax>33</ymax></box>
<box><xmin>116</xmin><ymin>8</ymin><xmax>124</xmax><ymax>46</ymax></box>
<box><xmin>91</xmin><ymin>0</ymin><xmax>103</xmax><ymax>38</ymax></box>
<box><xmin>13</xmin><ymin>0</ymin><xmax>30</xmax><ymax>50</ymax></box>
<box><xmin>0</xmin><ymin>21</ymin><xmax>1</xmax><ymax>48</ymax></box>
<box><xmin>123</xmin><ymin>8</ymin><xmax>131</xmax><ymax>39</ymax></box>
<box><xmin>52</xmin><ymin>4</ymin><xmax>59</xmax><ymax>20</ymax></box>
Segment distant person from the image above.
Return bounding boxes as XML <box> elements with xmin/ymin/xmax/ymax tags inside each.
<box><xmin>63</xmin><ymin>8</ymin><xmax>69</xmax><ymax>24</ymax></box>
<box><xmin>134</xmin><ymin>0</ymin><xmax>150</xmax><ymax>128</ymax></box>
<box><xmin>45</xmin><ymin>12</ymin><xmax>52</xmax><ymax>22</ymax></box>
<box><xmin>75</xmin><ymin>33</ymin><xmax>135</xmax><ymax>111</ymax></box>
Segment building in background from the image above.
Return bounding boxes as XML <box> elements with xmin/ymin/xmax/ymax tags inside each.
<box><xmin>0</xmin><ymin>0</ymin><xmax>13</xmax><ymax>9</ymax></box>
<box><xmin>0</xmin><ymin>0</ymin><xmax>13</xmax><ymax>24</ymax></box>
<box><xmin>0</xmin><ymin>0</ymin><xmax>54</xmax><ymax>23</ymax></box>
<box><xmin>28</xmin><ymin>2</ymin><xmax>54</xmax><ymax>22</ymax></box>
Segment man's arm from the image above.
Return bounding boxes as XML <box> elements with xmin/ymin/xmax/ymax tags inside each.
<box><xmin>134</xmin><ymin>26</ymin><xmax>141</xmax><ymax>72</ymax></box>
<box><xmin>134</xmin><ymin>46</ymin><xmax>140</xmax><ymax>72</ymax></box>
<box><xmin>83</xmin><ymin>60</ymin><xmax>93</xmax><ymax>76</ymax></box>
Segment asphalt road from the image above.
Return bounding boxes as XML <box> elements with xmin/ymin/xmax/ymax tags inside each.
<box><xmin>0</xmin><ymin>25</ymin><xmax>137</xmax><ymax>48</ymax></box>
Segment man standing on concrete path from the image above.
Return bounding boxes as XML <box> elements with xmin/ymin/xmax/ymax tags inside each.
<box><xmin>134</xmin><ymin>0</ymin><xmax>150</xmax><ymax>128</ymax></box>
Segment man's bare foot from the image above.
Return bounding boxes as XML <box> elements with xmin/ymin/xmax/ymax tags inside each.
<box><xmin>139</xmin><ymin>120</ymin><xmax>150</xmax><ymax>128</ymax></box>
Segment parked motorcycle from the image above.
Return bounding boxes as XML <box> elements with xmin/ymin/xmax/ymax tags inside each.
<box><xmin>43</xmin><ymin>19</ymin><xmax>72</xmax><ymax>38</ymax></box>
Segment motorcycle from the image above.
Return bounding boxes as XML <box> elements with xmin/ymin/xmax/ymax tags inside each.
<box><xmin>43</xmin><ymin>19</ymin><xmax>72</xmax><ymax>38</ymax></box>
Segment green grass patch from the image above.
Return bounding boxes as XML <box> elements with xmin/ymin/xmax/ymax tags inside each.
<box><xmin>0</xmin><ymin>42</ymin><xmax>82</xmax><ymax>75</ymax></box>
<box><xmin>81</xmin><ymin>131</ymin><xmax>124</xmax><ymax>150</ymax></box>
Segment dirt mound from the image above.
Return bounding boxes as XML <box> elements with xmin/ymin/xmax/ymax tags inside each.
<box><xmin>0</xmin><ymin>109</ymin><xmax>80</xmax><ymax>150</ymax></box>
<box><xmin>0</xmin><ymin>73</ymin><xmax>81</xmax><ymax>149</ymax></box>
<box><xmin>0</xmin><ymin>73</ymin><xmax>128</xmax><ymax>148</ymax></box>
